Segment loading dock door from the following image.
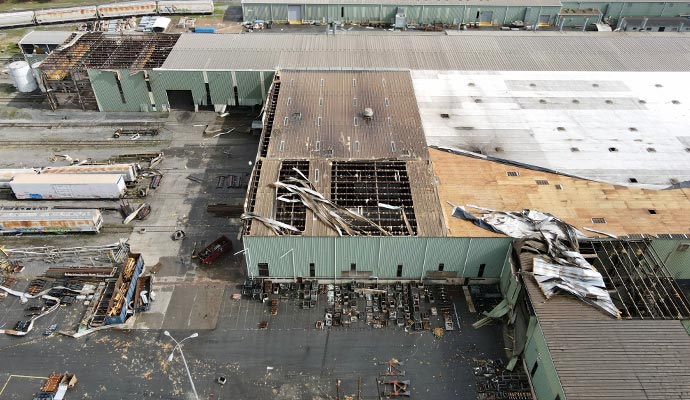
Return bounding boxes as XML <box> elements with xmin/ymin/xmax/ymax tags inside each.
<box><xmin>166</xmin><ymin>90</ymin><xmax>195</xmax><ymax>111</ymax></box>
<box><xmin>479</xmin><ymin>11</ymin><xmax>493</xmax><ymax>26</ymax></box>
<box><xmin>288</xmin><ymin>5</ymin><xmax>302</xmax><ymax>24</ymax></box>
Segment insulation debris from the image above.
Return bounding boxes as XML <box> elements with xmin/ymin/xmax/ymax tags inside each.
<box><xmin>270</xmin><ymin>171</ymin><xmax>394</xmax><ymax>236</ymax></box>
<box><xmin>452</xmin><ymin>205</ymin><xmax>620</xmax><ymax>318</ymax></box>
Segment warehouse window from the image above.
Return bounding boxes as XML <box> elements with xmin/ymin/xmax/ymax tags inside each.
<box><xmin>258</xmin><ymin>263</ymin><xmax>269</xmax><ymax>277</ymax></box>
<box><xmin>309</xmin><ymin>263</ymin><xmax>315</xmax><ymax>277</ymax></box>
<box><xmin>438</xmin><ymin>263</ymin><xmax>444</xmax><ymax>272</ymax></box>
<box><xmin>341</xmin><ymin>6</ymin><xmax>344</xmax><ymax>17</ymax></box>
<box><xmin>478</xmin><ymin>263</ymin><xmax>486</xmax><ymax>278</ymax></box>
<box><xmin>315</xmin><ymin>141</ymin><xmax>321</xmax><ymax>151</ymax></box>
<box><xmin>350</xmin><ymin>263</ymin><xmax>356</xmax><ymax>272</ymax></box>
<box><xmin>397</xmin><ymin>265</ymin><xmax>403</xmax><ymax>277</ymax></box>
<box><xmin>314</xmin><ymin>169</ymin><xmax>319</xmax><ymax>183</ymax></box>
<box><xmin>530</xmin><ymin>360</ymin><xmax>539</xmax><ymax>377</ymax></box>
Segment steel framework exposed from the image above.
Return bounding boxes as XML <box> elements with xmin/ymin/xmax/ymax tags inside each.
<box><xmin>38</xmin><ymin>32</ymin><xmax>179</xmax><ymax>110</ymax></box>
<box><xmin>581</xmin><ymin>239</ymin><xmax>690</xmax><ymax>320</ymax></box>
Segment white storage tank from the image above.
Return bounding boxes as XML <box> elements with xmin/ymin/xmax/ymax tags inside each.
<box><xmin>8</xmin><ymin>61</ymin><xmax>38</xmax><ymax>93</ymax></box>
<box><xmin>10</xmin><ymin>173</ymin><xmax>126</xmax><ymax>200</ymax></box>
<box><xmin>152</xmin><ymin>16</ymin><xmax>171</xmax><ymax>32</ymax></box>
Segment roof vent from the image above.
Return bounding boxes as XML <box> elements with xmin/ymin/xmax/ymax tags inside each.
<box><xmin>363</xmin><ymin>108</ymin><xmax>374</xmax><ymax>120</ymax></box>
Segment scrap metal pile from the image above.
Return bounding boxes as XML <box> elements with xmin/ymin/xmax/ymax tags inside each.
<box><xmin>452</xmin><ymin>205</ymin><xmax>620</xmax><ymax>318</ymax></box>
<box><xmin>242</xmin><ymin>168</ymin><xmax>395</xmax><ymax>236</ymax></box>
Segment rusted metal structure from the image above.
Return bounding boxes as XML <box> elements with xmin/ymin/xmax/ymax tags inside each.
<box><xmin>37</xmin><ymin>32</ymin><xmax>179</xmax><ymax>110</ymax></box>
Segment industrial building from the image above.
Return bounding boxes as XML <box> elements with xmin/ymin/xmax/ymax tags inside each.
<box><xmin>237</xmin><ymin>67</ymin><xmax>690</xmax><ymax>400</ymax></box>
<box><xmin>240</xmin><ymin>0</ymin><xmax>563</xmax><ymax>27</ymax></box>
<box><xmin>241</xmin><ymin>0</ymin><xmax>690</xmax><ymax>27</ymax></box>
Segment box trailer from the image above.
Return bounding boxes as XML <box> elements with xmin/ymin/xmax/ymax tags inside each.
<box><xmin>41</xmin><ymin>163</ymin><xmax>138</xmax><ymax>182</ymax></box>
<box><xmin>0</xmin><ymin>209</ymin><xmax>103</xmax><ymax>234</ymax></box>
<box><xmin>34</xmin><ymin>6</ymin><xmax>99</xmax><ymax>24</ymax></box>
<box><xmin>10</xmin><ymin>173</ymin><xmax>126</xmax><ymax>200</ymax></box>
<box><xmin>0</xmin><ymin>168</ymin><xmax>39</xmax><ymax>188</ymax></box>
<box><xmin>97</xmin><ymin>1</ymin><xmax>156</xmax><ymax>18</ymax></box>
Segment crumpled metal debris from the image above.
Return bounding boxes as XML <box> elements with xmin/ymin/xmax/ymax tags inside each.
<box><xmin>241</xmin><ymin>212</ymin><xmax>301</xmax><ymax>235</ymax></box>
<box><xmin>452</xmin><ymin>204</ymin><xmax>620</xmax><ymax>318</ymax></box>
<box><xmin>246</xmin><ymin>168</ymin><xmax>394</xmax><ymax>237</ymax></box>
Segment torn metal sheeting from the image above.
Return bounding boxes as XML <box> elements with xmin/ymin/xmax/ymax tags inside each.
<box><xmin>454</xmin><ymin>204</ymin><xmax>620</xmax><ymax>318</ymax></box>
<box><xmin>268</xmin><ymin>171</ymin><xmax>395</xmax><ymax>237</ymax></box>
<box><xmin>241</xmin><ymin>212</ymin><xmax>301</xmax><ymax>236</ymax></box>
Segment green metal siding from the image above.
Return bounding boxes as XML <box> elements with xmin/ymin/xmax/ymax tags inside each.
<box><xmin>652</xmin><ymin>239</ymin><xmax>690</xmax><ymax>279</ymax></box>
<box><xmin>150</xmin><ymin>70</ymin><xmax>206</xmax><ymax>110</ymax></box>
<box><xmin>262</xmin><ymin>71</ymin><xmax>275</xmax><ymax>102</ymax></box>
<box><xmin>120</xmin><ymin>70</ymin><xmax>153</xmax><ymax>112</ymax></box>
<box><xmin>304</xmin><ymin>4</ymin><xmax>328</xmax><ymax>21</ymax></box>
<box><xmin>423</xmin><ymin>237</ymin><xmax>470</xmax><ymax>277</ymax></box>
<box><xmin>207</xmin><ymin>71</ymin><xmax>234</xmax><ymax>106</ymax></box>
<box><xmin>463</xmin><ymin>238</ymin><xmax>512</xmax><ymax>277</ymax></box>
<box><xmin>88</xmin><ymin>69</ymin><xmax>121</xmax><ymax>112</ymax></box>
<box><xmin>89</xmin><ymin>69</ymin><xmax>152</xmax><ymax>112</ymax></box>
<box><xmin>524</xmin><ymin>323</ymin><xmax>566</xmax><ymax>400</ymax></box>
<box><xmin>243</xmin><ymin>236</ymin><xmax>511</xmax><ymax>279</ymax></box>
<box><xmin>243</xmin><ymin>3</ymin><xmax>558</xmax><ymax>25</ymax></box>
<box><xmin>235</xmin><ymin>71</ymin><xmax>264</xmax><ymax>106</ymax></box>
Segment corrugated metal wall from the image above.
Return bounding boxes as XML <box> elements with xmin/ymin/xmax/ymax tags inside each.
<box><xmin>561</xmin><ymin>1</ymin><xmax>685</xmax><ymax>19</ymax></box>
<box><xmin>464</xmin><ymin>238</ymin><xmax>512</xmax><ymax>277</ymax></box>
<box><xmin>207</xmin><ymin>71</ymin><xmax>234</xmax><ymax>106</ymax></box>
<box><xmin>242</xmin><ymin>3</ymin><xmax>561</xmax><ymax>25</ymax></box>
<box><xmin>89</xmin><ymin>69</ymin><xmax>273</xmax><ymax>111</ymax></box>
<box><xmin>524</xmin><ymin>323</ymin><xmax>566</xmax><ymax>400</ymax></box>
<box><xmin>150</xmin><ymin>70</ymin><xmax>206</xmax><ymax>110</ymax></box>
<box><xmin>89</xmin><ymin>69</ymin><xmax>152</xmax><ymax>112</ymax></box>
<box><xmin>243</xmin><ymin>236</ymin><xmax>511</xmax><ymax>279</ymax></box>
<box><xmin>235</xmin><ymin>71</ymin><xmax>264</xmax><ymax>106</ymax></box>
<box><xmin>651</xmin><ymin>239</ymin><xmax>690</xmax><ymax>279</ymax></box>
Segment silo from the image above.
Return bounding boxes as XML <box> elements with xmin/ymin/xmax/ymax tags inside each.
<box><xmin>8</xmin><ymin>61</ymin><xmax>38</xmax><ymax>93</ymax></box>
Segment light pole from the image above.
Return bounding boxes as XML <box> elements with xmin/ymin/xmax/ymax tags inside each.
<box><xmin>164</xmin><ymin>331</ymin><xmax>199</xmax><ymax>400</ymax></box>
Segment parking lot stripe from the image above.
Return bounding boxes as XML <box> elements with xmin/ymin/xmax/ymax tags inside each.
<box><xmin>0</xmin><ymin>374</ymin><xmax>47</xmax><ymax>397</ymax></box>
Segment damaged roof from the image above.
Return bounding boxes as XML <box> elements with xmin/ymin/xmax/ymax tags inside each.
<box><xmin>522</xmin><ymin>256</ymin><xmax>690</xmax><ymax>400</ymax></box>
<box><xmin>245</xmin><ymin>70</ymin><xmax>446</xmax><ymax>237</ymax></box>
<box><xmin>430</xmin><ymin>148</ymin><xmax>690</xmax><ymax>238</ymax></box>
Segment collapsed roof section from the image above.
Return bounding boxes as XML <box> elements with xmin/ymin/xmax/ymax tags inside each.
<box><xmin>243</xmin><ymin>70</ymin><xmax>446</xmax><ymax>237</ymax></box>
<box><xmin>39</xmin><ymin>32</ymin><xmax>180</xmax><ymax>81</ymax></box>
<box><xmin>455</xmin><ymin>206</ymin><xmax>620</xmax><ymax>318</ymax></box>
